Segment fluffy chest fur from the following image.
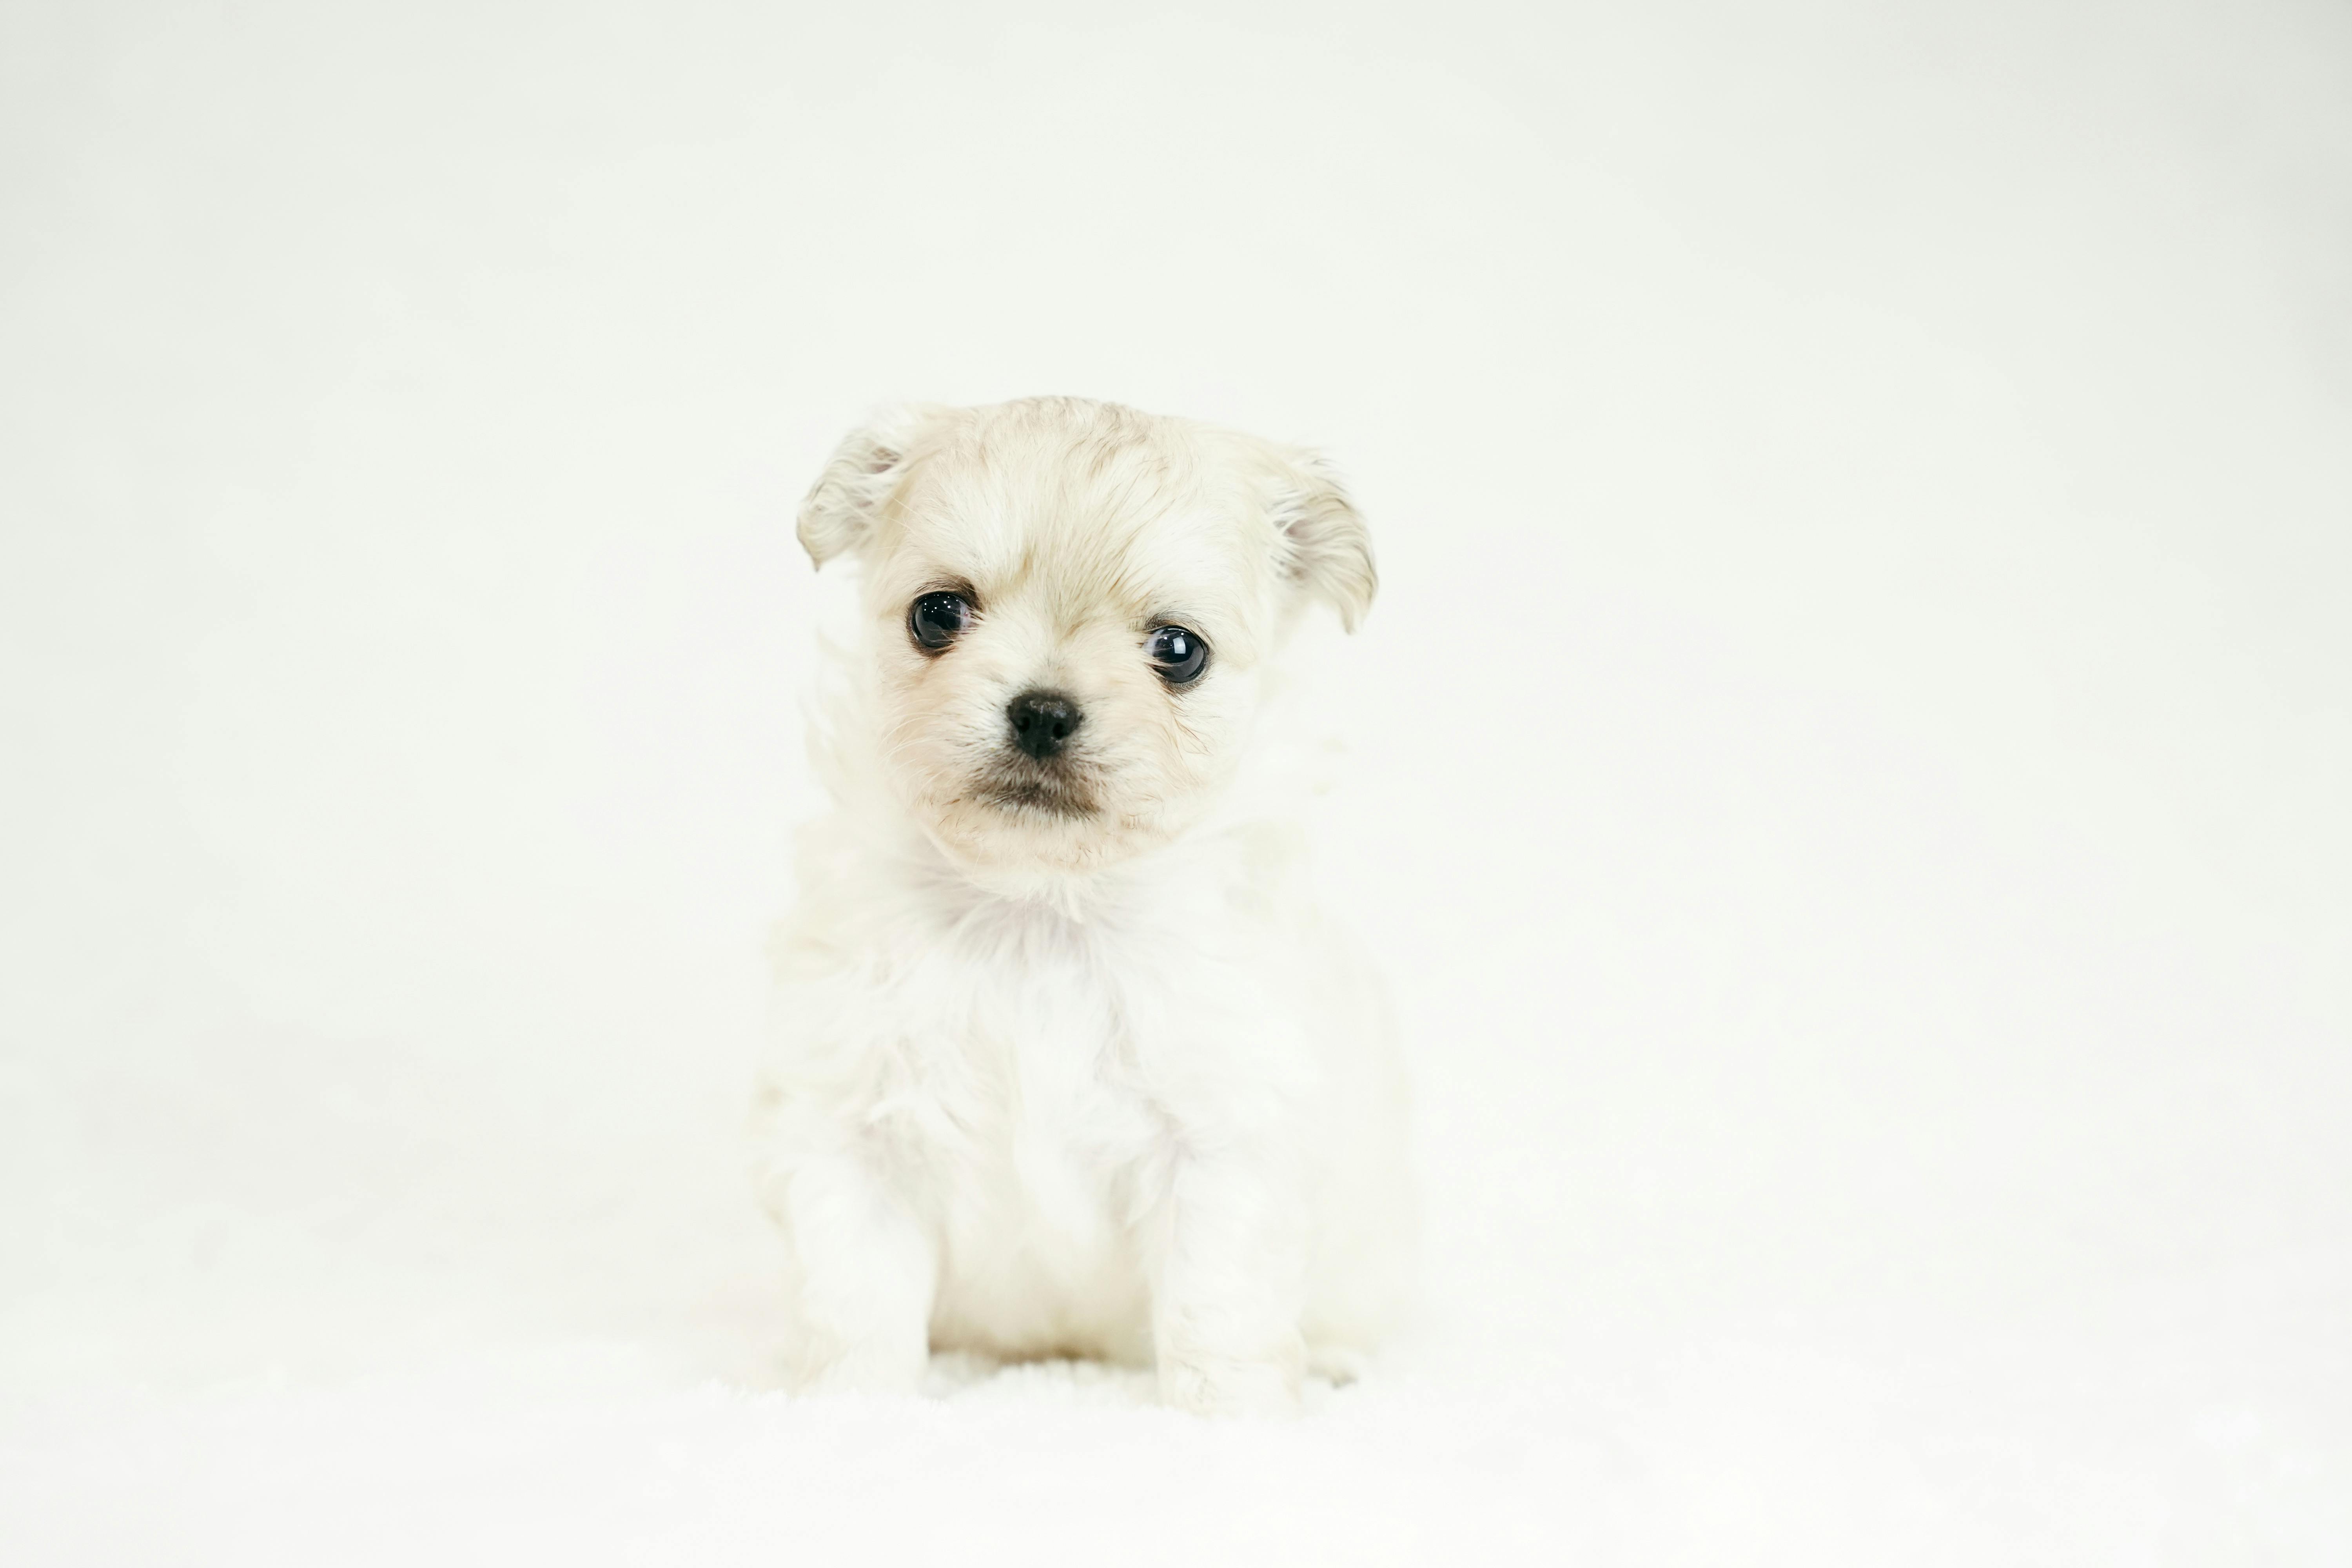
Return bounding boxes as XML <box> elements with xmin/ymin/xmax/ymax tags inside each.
<box><xmin>763</xmin><ymin>818</ymin><xmax>1316</xmax><ymax>1366</ymax></box>
<box><xmin>904</xmin><ymin>919</ymin><xmax>1160</xmax><ymax>1363</ymax></box>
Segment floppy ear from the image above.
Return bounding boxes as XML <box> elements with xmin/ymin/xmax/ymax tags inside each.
<box><xmin>796</xmin><ymin>405</ymin><xmax>942</xmax><ymax>569</ymax></box>
<box><xmin>1268</xmin><ymin>449</ymin><xmax>1377</xmax><ymax>632</ymax></box>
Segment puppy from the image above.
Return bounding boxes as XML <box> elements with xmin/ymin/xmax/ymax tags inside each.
<box><xmin>755</xmin><ymin>397</ymin><xmax>1412</xmax><ymax>1416</ymax></box>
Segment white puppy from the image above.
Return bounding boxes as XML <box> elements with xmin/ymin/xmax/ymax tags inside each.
<box><xmin>754</xmin><ymin>397</ymin><xmax>1412</xmax><ymax>1416</ymax></box>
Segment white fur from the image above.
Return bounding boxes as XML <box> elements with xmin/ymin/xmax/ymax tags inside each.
<box><xmin>754</xmin><ymin>397</ymin><xmax>1412</xmax><ymax>1416</ymax></box>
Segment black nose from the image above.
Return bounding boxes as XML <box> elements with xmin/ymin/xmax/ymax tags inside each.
<box><xmin>1006</xmin><ymin>689</ymin><xmax>1083</xmax><ymax>761</ymax></box>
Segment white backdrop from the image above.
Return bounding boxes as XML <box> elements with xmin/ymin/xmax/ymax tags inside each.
<box><xmin>4</xmin><ymin>0</ymin><xmax>2348</xmax><ymax>1560</ymax></box>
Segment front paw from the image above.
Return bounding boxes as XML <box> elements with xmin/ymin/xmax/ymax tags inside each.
<box><xmin>1158</xmin><ymin>1352</ymin><xmax>1303</xmax><ymax>1418</ymax></box>
<box><xmin>784</xmin><ymin>1334</ymin><xmax>927</xmax><ymax>1398</ymax></box>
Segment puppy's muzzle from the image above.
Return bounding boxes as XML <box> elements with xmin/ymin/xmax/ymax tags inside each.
<box><xmin>1006</xmin><ymin>689</ymin><xmax>1083</xmax><ymax>762</ymax></box>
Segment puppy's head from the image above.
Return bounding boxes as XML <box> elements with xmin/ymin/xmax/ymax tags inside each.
<box><xmin>797</xmin><ymin>397</ymin><xmax>1374</xmax><ymax>880</ymax></box>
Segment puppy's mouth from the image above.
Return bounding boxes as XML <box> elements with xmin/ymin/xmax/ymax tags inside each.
<box><xmin>975</xmin><ymin>755</ymin><xmax>1099</xmax><ymax>820</ymax></box>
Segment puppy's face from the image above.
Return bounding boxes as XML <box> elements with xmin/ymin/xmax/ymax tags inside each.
<box><xmin>798</xmin><ymin>399</ymin><xmax>1374</xmax><ymax>880</ymax></box>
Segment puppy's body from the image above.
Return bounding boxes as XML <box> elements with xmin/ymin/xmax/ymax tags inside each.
<box><xmin>757</xmin><ymin>399</ymin><xmax>1410</xmax><ymax>1415</ymax></box>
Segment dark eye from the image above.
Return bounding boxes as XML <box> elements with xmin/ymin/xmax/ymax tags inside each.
<box><xmin>1145</xmin><ymin>624</ymin><xmax>1209</xmax><ymax>686</ymax></box>
<box><xmin>908</xmin><ymin>591</ymin><xmax>972</xmax><ymax>653</ymax></box>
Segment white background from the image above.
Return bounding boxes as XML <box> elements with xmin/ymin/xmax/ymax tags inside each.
<box><xmin>4</xmin><ymin>0</ymin><xmax>2348</xmax><ymax>1560</ymax></box>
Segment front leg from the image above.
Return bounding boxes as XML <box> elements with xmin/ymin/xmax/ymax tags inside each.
<box><xmin>1148</xmin><ymin>1151</ymin><xmax>1308</xmax><ymax>1416</ymax></box>
<box><xmin>757</xmin><ymin>1139</ymin><xmax>935</xmax><ymax>1395</ymax></box>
